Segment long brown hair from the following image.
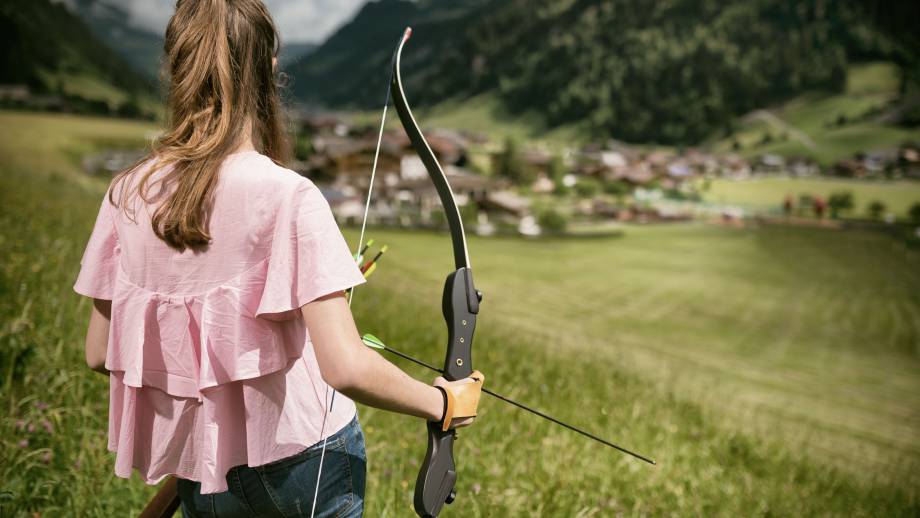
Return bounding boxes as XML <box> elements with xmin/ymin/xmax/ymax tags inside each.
<box><xmin>111</xmin><ymin>0</ymin><xmax>289</xmax><ymax>250</ymax></box>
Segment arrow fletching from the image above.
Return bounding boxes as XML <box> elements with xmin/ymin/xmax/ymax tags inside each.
<box><xmin>361</xmin><ymin>244</ymin><xmax>389</xmax><ymax>273</ymax></box>
<box><xmin>355</xmin><ymin>239</ymin><xmax>375</xmax><ymax>263</ymax></box>
<box><xmin>362</xmin><ymin>333</ymin><xmax>386</xmax><ymax>350</ymax></box>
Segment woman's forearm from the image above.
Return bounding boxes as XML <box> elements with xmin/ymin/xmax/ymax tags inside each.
<box><xmin>336</xmin><ymin>344</ymin><xmax>444</xmax><ymax>422</ymax></box>
<box><xmin>301</xmin><ymin>292</ymin><xmax>444</xmax><ymax>422</ymax></box>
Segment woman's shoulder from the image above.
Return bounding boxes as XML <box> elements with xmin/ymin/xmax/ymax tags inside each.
<box><xmin>222</xmin><ymin>151</ymin><xmax>318</xmax><ymax>196</ymax></box>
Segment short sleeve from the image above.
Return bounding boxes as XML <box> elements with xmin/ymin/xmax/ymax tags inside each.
<box><xmin>256</xmin><ymin>181</ymin><xmax>366</xmax><ymax>318</ymax></box>
<box><xmin>74</xmin><ymin>194</ymin><xmax>120</xmax><ymax>300</ymax></box>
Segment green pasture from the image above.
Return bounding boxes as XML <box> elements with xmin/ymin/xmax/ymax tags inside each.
<box><xmin>704</xmin><ymin>176</ymin><xmax>920</xmax><ymax>218</ymax></box>
<box><xmin>711</xmin><ymin>62</ymin><xmax>920</xmax><ymax>164</ymax></box>
<box><xmin>1</xmin><ymin>111</ymin><xmax>919</xmax><ymax>516</ymax></box>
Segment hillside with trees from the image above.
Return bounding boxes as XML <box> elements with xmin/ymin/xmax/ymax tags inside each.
<box><xmin>285</xmin><ymin>0</ymin><xmax>490</xmax><ymax>108</ymax></box>
<box><xmin>67</xmin><ymin>0</ymin><xmax>164</xmax><ymax>80</ymax></box>
<box><xmin>0</xmin><ymin>0</ymin><xmax>154</xmax><ymax>116</ymax></box>
<box><xmin>289</xmin><ymin>0</ymin><xmax>916</xmax><ymax>145</ymax></box>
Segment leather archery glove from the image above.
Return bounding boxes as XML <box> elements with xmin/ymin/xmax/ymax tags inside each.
<box><xmin>433</xmin><ymin>371</ymin><xmax>484</xmax><ymax>431</ymax></box>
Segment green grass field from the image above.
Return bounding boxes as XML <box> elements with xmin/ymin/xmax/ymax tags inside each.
<box><xmin>705</xmin><ymin>176</ymin><xmax>920</xmax><ymax>218</ymax></box>
<box><xmin>1</xmin><ymin>111</ymin><xmax>919</xmax><ymax>516</ymax></box>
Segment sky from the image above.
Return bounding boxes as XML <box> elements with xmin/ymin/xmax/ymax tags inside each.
<box><xmin>115</xmin><ymin>0</ymin><xmax>366</xmax><ymax>43</ymax></box>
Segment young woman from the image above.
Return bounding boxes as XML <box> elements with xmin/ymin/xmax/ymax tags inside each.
<box><xmin>73</xmin><ymin>1</ymin><xmax>483</xmax><ymax>516</ymax></box>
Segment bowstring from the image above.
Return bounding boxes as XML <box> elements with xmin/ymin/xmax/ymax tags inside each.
<box><xmin>309</xmin><ymin>63</ymin><xmax>393</xmax><ymax>518</ymax></box>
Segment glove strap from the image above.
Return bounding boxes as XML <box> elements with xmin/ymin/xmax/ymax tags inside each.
<box><xmin>435</xmin><ymin>386</ymin><xmax>456</xmax><ymax>431</ymax></box>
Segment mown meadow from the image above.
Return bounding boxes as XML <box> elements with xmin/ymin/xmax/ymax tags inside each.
<box><xmin>1</xmin><ymin>111</ymin><xmax>919</xmax><ymax>516</ymax></box>
<box><xmin>704</xmin><ymin>176</ymin><xmax>920</xmax><ymax>217</ymax></box>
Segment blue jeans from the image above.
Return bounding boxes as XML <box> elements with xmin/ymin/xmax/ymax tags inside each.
<box><xmin>178</xmin><ymin>416</ymin><xmax>366</xmax><ymax>518</ymax></box>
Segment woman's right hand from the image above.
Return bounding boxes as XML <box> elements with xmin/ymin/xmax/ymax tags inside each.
<box><xmin>433</xmin><ymin>371</ymin><xmax>485</xmax><ymax>430</ymax></box>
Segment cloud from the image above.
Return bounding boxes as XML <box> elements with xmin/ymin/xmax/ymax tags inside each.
<box><xmin>118</xmin><ymin>0</ymin><xmax>366</xmax><ymax>43</ymax></box>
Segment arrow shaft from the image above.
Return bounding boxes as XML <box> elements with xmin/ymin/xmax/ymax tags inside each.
<box><xmin>377</xmin><ymin>343</ymin><xmax>656</xmax><ymax>465</ymax></box>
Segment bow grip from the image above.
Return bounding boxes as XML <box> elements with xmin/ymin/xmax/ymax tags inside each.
<box><xmin>414</xmin><ymin>268</ymin><xmax>481</xmax><ymax>516</ymax></box>
<box><xmin>441</xmin><ymin>267</ymin><xmax>479</xmax><ymax>380</ymax></box>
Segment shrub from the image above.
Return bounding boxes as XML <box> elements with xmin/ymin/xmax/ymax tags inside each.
<box><xmin>573</xmin><ymin>177</ymin><xmax>600</xmax><ymax>198</ymax></box>
<box><xmin>537</xmin><ymin>208</ymin><xmax>567</xmax><ymax>235</ymax></box>
<box><xmin>908</xmin><ymin>202</ymin><xmax>920</xmax><ymax>224</ymax></box>
<box><xmin>828</xmin><ymin>191</ymin><xmax>854</xmax><ymax>218</ymax></box>
<box><xmin>460</xmin><ymin>202</ymin><xmax>479</xmax><ymax>227</ymax></box>
<box><xmin>603</xmin><ymin>180</ymin><xmax>629</xmax><ymax>197</ymax></box>
<box><xmin>867</xmin><ymin>200</ymin><xmax>886</xmax><ymax>220</ymax></box>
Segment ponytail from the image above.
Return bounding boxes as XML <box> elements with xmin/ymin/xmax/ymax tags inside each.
<box><xmin>111</xmin><ymin>0</ymin><xmax>288</xmax><ymax>250</ymax></box>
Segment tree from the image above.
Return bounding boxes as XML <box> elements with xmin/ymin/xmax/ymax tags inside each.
<box><xmin>548</xmin><ymin>155</ymin><xmax>570</xmax><ymax>196</ymax></box>
<box><xmin>828</xmin><ymin>191</ymin><xmax>854</xmax><ymax>219</ymax></box>
<box><xmin>495</xmin><ymin>137</ymin><xmax>531</xmax><ymax>185</ymax></box>
<box><xmin>294</xmin><ymin>136</ymin><xmax>313</xmax><ymax>161</ymax></box>
<box><xmin>867</xmin><ymin>200</ymin><xmax>886</xmax><ymax>220</ymax></box>
<box><xmin>116</xmin><ymin>95</ymin><xmax>143</xmax><ymax>119</ymax></box>
<box><xmin>908</xmin><ymin>202</ymin><xmax>920</xmax><ymax>224</ymax></box>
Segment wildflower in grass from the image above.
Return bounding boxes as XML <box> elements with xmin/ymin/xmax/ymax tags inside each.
<box><xmin>18</xmin><ymin>439</ymin><xmax>28</xmax><ymax>449</ymax></box>
<box><xmin>73</xmin><ymin>459</ymin><xmax>82</xmax><ymax>471</ymax></box>
<box><xmin>27</xmin><ymin>422</ymin><xmax>35</xmax><ymax>433</ymax></box>
<box><xmin>41</xmin><ymin>451</ymin><xmax>52</xmax><ymax>464</ymax></box>
<box><xmin>34</xmin><ymin>401</ymin><xmax>48</xmax><ymax>411</ymax></box>
<box><xmin>472</xmin><ymin>483</ymin><xmax>482</xmax><ymax>495</ymax></box>
<box><xmin>41</xmin><ymin>419</ymin><xmax>52</xmax><ymax>434</ymax></box>
<box><xmin>15</xmin><ymin>419</ymin><xmax>26</xmax><ymax>431</ymax></box>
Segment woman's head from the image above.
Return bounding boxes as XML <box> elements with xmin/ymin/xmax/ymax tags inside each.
<box><xmin>113</xmin><ymin>0</ymin><xmax>289</xmax><ymax>251</ymax></box>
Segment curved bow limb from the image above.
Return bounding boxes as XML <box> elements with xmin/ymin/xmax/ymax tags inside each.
<box><xmin>389</xmin><ymin>27</ymin><xmax>483</xmax><ymax>517</ymax></box>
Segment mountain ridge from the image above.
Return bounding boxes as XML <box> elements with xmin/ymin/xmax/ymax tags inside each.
<box><xmin>289</xmin><ymin>0</ymin><xmax>913</xmax><ymax>145</ymax></box>
<box><xmin>0</xmin><ymin>0</ymin><xmax>152</xmax><ymax>100</ymax></box>
<box><xmin>67</xmin><ymin>0</ymin><xmax>164</xmax><ymax>80</ymax></box>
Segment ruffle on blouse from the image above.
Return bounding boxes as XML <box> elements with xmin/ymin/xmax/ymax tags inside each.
<box><xmin>107</xmin><ymin>355</ymin><xmax>357</xmax><ymax>494</ymax></box>
<box><xmin>106</xmin><ymin>258</ymin><xmax>307</xmax><ymax>400</ymax></box>
<box><xmin>74</xmin><ymin>168</ymin><xmax>367</xmax><ymax>494</ymax></box>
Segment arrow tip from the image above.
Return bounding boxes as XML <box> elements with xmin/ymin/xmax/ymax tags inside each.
<box><xmin>404</xmin><ymin>27</ymin><xmax>413</xmax><ymax>41</ymax></box>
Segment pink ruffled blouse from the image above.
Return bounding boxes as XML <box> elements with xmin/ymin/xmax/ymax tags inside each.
<box><xmin>74</xmin><ymin>151</ymin><xmax>366</xmax><ymax>494</ymax></box>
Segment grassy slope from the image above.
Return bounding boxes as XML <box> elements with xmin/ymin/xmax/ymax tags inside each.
<box><xmin>1</xmin><ymin>111</ymin><xmax>918</xmax><ymax>516</ymax></box>
<box><xmin>710</xmin><ymin>63</ymin><xmax>920</xmax><ymax>164</ymax></box>
<box><xmin>406</xmin><ymin>62</ymin><xmax>920</xmax><ymax>166</ymax></box>
<box><xmin>346</xmin><ymin>93</ymin><xmax>591</xmax><ymax>152</ymax></box>
<box><xmin>704</xmin><ymin>177</ymin><xmax>920</xmax><ymax>217</ymax></box>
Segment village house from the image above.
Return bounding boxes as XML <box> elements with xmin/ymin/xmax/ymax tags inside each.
<box><xmin>298</xmin><ymin>124</ymin><xmax>532</xmax><ymax>232</ymax></box>
<box><xmin>786</xmin><ymin>157</ymin><xmax>820</xmax><ymax>177</ymax></box>
<box><xmin>756</xmin><ymin>153</ymin><xmax>786</xmax><ymax>173</ymax></box>
<box><xmin>0</xmin><ymin>84</ymin><xmax>30</xmax><ymax>102</ymax></box>
<box><xmin>899</xmin><ymin>144</ymin><xmax>920</xmax><ymax>179</ymax></box>
<box><xmin>718</xmin><ymin>154</ymin><xmax>752</xmax><ymax>178</ymax></box>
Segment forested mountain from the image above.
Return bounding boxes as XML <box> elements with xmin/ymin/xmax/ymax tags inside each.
<box><xmin>67</xmin><ymin>0</ymin><xmax>164</xmax><ymax>80</ymax></box>
<box><xmin>289</xmin><ymin>0</ymin><xmax>914</xmax><ymax>145</ymax></box>
<box><xmin>279</xmin><ymin>42</ymin><xmax>317</xmax><ymax>67</ymax></box>
<box><xmin>285</xmin><ymin>0</ymin><xmax>490</xmax><ymax>108</ymax></box>
<box><xmin>68</xmin><ymin>1</ymin><xmax>318</xmax><ymax>79</ymax></box>
<box><xmin>0</xmin><ymin>0</ymin><xmax>151</xmax><ymax>96</ymax></box>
